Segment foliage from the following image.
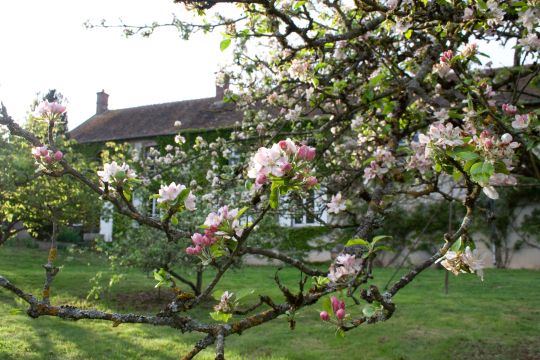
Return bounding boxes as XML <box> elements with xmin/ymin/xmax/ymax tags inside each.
<box><xmin>1</xmin><ymin>1</ymin><xmax>540</xmax><ymax>358</ymax></box>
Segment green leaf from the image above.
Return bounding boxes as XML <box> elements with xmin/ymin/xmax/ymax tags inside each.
<box><xmin>450</xmin><ymin>237</ymin><xmax>463</xmax><ymax>252</ymax></box>
<box><xmin>220</xmin><ymin>38</ymin><xmax>231</xmax><ymax>51</ymax></box>
<box><xmin>404</xmin><ymin>29</ymin><xmax>413</xmax><ymax>39</ymax></box>
<box><xmin>453</xmin><ymin>151</ymin><xmax>479</xmax><ymax>161</ymax></box>
<box><xmin>122</xmin><ymin>189</ymin><xmax>131</xmax><ymax>201</ymax></box>
<box><xmin>452</xmin><ymin>168</ymin><xmax>463</xmax><ymax>182</ymax></box>
<box><xmin>346</xmin><ymin>238</ymin><xmax>369</xmax><ymax>246</ymax></box>
<box><xmin>170</xmin><ymin>215</ymin><xmax>179</xmax><ymax>226</ymax></box>
<box><xmin>235</xmin><ymin>289</ymin><xmax>255</xmax><ymax>301</ymax></box>
<box><xmin>373</xmin><ymin>245</ymin><xmax>393</xmax><ymax>253</ymax></box>
<box><xmin>321</xmin><ymin>297</ymin><xmax>332</xmax><ymax>315</ymax></box>
<box><xmin>269</xmin><ymin>182</ymin><xmax>281</xmax><ymax>209</ymax></box>
<box><xmin>470</xmin><ymin>161</ymin><xmax>494</xmax><ymax>184</ymax></box>
<box><xmin>177</xmin><ymin>188</ymin><xmax>191</xmax><ymax>204</ymax></box>
<box><xmin>210</xmin><ymin>311</ymin><xmax>232</xmax><ymax>323</ymax></box>
<box><xmin>210</xmin><ymin>243</ymin><xmax>225</xmax><ymax>258</ymax></box>
<box><xmin>336</xmin><ymin>328</ymin><xmax>346</xmax><ymax>338</ymax></box>
<box><xmin>234</xmin><ymin>206</ymin><xmax>249</xmax><ymax>220</ymax></box>
<box><xmin>371</xmin><ymin>235</ymin><xmax>392</xmax><ymax>245</ymax></box>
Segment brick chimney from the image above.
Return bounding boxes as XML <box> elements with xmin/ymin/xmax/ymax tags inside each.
<box><xmin>215</xmin><ymin>75</ymin><xmax>230</xmax><ymax>101</ymax></box>
<box><xmin>96</xmin><ymin>90</ymin><xmax>109</xmax><ymax>115</ymax></box>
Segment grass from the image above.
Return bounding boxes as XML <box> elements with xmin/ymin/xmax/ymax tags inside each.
<box><xmin>0</xmin><ymin>246</ymin><xmax>539</xmax><ymax>360</ymax></box>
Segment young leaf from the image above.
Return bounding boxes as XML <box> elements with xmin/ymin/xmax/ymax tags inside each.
<box><xmin>220</xmin><ymin>38</ymin><xmax>231</xmax><ymax>51</ymax></box>
<box><xmin>346</xmin><ymin>238</ymin><xmax>369</xmax><ymax>246</ymax></box>
<box><xmin>210</xmin><ymin>311</ymin><xmax>232</xmax><ymax>323</ymax></box>
<box><xmin>371</xmin><ymin>235</ymin><xmax>392</xmax><ymax>245</ymax></box>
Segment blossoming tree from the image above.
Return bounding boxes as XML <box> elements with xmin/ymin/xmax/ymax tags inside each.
<box><xmin>2</xmin><ymin>0</ymin><xmax>540</xmax><ymax>359</ymax></box>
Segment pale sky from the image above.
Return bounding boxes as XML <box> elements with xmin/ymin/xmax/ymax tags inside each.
<box><xmin>0</xmin><ymin>1</ymin><xmax>515</xmax><ymax>130</ymax></box>
<box><xmin>0</xmin><ymin>0</ymin><xmax>228</xmax><ymax>129</ymax></box>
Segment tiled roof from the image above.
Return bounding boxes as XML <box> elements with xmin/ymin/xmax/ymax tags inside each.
<box><xmin>69</xmin><ymin>97</ymin><xmax>242</xmax><ymax>144</ymax></box>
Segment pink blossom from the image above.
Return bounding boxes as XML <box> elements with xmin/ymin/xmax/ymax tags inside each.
<box><xmin>432</xmin><ymin>62</ymin><xmax>451</xmax><ymax>77</ymax></box>
<box><xmin>34</xmin><ymin>100</ymin><xmax>66</xmax><ymax>118</ymax></box>
<box><xmin>335</xmin><ymin>308</ymin><xmax>346</xmax><ymax>320</ymax></box>
<box><xmin>43</xmin><ymin>155</ymin><xmax>53</xmax><ymax>164</ymax></box>
<box><xmin>327</xmin><ymin>192</ymin><xmax>346</xmax><ymax>214</ymax></box>
<box><xmin>501</xmin><ymin>104</ymin><xmax>517</xmax><ymax>115</ymax></box>
<box><xmin>512</xmin><ymin>114</ymin><xmax>530</xmax><ymax>129</ymax></box>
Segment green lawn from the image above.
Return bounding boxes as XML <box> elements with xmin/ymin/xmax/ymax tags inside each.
<box><xmin>0</xmin><ymin>246</ymin><xmax>539</xmax><ymax>360</ymax></box>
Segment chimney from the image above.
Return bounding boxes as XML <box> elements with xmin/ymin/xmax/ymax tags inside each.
<box><xmin>96</xmin><ymin>90</ymin><xmax>109</xmax><ymax>115</ymax></box>
<box><xmin>215</xmin><ymin>74</ymin><xmax>230</xmax><ymax>101</ymax></box>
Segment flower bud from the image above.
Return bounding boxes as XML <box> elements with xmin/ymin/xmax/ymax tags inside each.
<box><xmin>320</xmin><ymin>311</ymin><xmax>330</xmax><ymax>321</ymax></box>
<box><xmin>331</xmin><ymin>296</ymin><xmax>340</xmax><ymax>313</ymax></box>
<box><xmin>39</xmin><ymin>147</ymin><xmax>49</xmax><ymax>157</ymax></box>
<box><xmin>255</xmin><ymin>173</ymin><xmax>268</xmax><ymax>185</ymax></box>
<box><xmin>53</xmin><ymin>150</ymin><xmax>63</xmax><ymax>161</ymax></box>
<box><xmin>43</xmin><ymin>155</ymin><xmax>53</xmax><ymax>164</ymax></box>
<box><xmin>278</xmin><ymin>140</ymin><xmax>288</xmax><ymax>150</ymax></box>
<box><xmin>305</xmin><ymin>176</ymin><xmax>318</xmax><ymax>187</ymax></box>
<box><xmin>335</xmin><ymin>308</ymin><xmax>346</xmax><ymax>320</ymax></box>
<box><xmin>186</xmin><ymin>245</ymin><xmax>202</xmax><ymax>256</ymax></box>
<box><xmin>501</xmin><ymin>133</ymin><xmax>512</xmax><ymax>144</ymax></box>
<box><xmin>280</xmin><ymin>162</ymin><xmax>292</xmax><ymax>173</ymax></box>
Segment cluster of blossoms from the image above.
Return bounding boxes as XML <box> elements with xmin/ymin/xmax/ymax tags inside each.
<box><xmin>437</xmin><ymin>246</ymin><xmax>485</xmax><ymax>281</ymax></box>
<box><xmin>327</xmin><ymin>192</ymin><xmax>346</xmax><ymax>214</ymax></box>
<box><xmin>247</xmin><ymin>139</ymin><xmax>318</xmax><ymax>189</ymax></box>
<box><xmin>156</xmin><ymin>182</ymin><xmax>196</xmax><ymax>211</ymax></box>
<box><xmin>34</xmin><ymin>100</ymin><xmax>66</xmax><ymax>120</ymax></box>
<box><xmin>501</xmin><ymin>104</ymin><xmax>536</xmax><ymax>130</ymax></box>
<box><xmin>320</xmin><ymin>296</ymin><xmax>347</xmax><ymax>322</ymax></box>
<box><xmin>31</xmin><ymin>145</ymin><xmax>63</xmax><ymax>166</ymax></box>
<box><xmin>363</xmin><ymin>149</ymin><xmax>396</xmax><ymax>184</ymax></box>
<box><xmin>97</xmin><ymin>161</ymin><xmax>137</xmax><ymax>186</ymax></box>
<box><xmin>432</xmin><ymin>50</ymin><xmax>453</xmax><ymax>78</ymax></box>
<box><xmin>327</xmin><ymin>254</ymin><xmax>361</xmax><ymax>283</ymax></box>
<box><xmin>186</xmin><ymin>205</ymin><xmax>244</xmax><ymax>256</ymax></box>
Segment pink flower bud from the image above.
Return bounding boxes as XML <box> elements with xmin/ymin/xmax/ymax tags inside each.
<box><xmin>53</xmin><ymin>150</ymin><xmax>63</xmax><ymax>161</ymax></box>
<box><xmin>484</xmin><ymin>139</ymin><xmax>493</xmax><ymax>149</ymax></box>
<box><xmin>39</xmin><ymin>147</ymin><xmax>49</xmax><ymax>157</ymax></box>
<box><xmin>331</xmin><ymin>296</ymin><xmax>340</xmax><ymax>313</ymax></box>
<box><xmin>186</xmin><ymin>245</ymin><xmax>202</xmax><ymax>256</ymax></box>
<box><xmin>43</xmin><ymin>155</ymin><xmax>53</xmax><ymax>164</ymax></box>
<box><xmin>256</xmin><ymin>173</ymin><xmax>268</xmax><ymax>185</ymax></box>
<box><xmin>278</xmin><ymin>140</ymin><xmax>288</xmax><ymax>150</ymax></box>
<box><xmin>502</xmin><ymin>104</ymin><xmax>517</xmax><ymax>115</ymax></box>
<box><xmin>280</xmin><ymin>162</ymin><xmax>292</xmax><ymax>173</ymax></box>
<box><xmin>440</xmin><ymin>50</ymin><xmax>453</xmax><ymax>63</ymax></box>
<box><xmin>320</xmin><ymin>311</ymin><xmax>330</xmax><ymax>321</ymax></box>
<box><xmin>335</xmin><ymin>308</ymin><xmax>346</xmax><ymax>320</ymax></box>
<box><xmin>297</xmin><ymin>145</ymin><xmax>316</xmax><ymax>161</ymax></box>
<box><xmin>191</xmin><ymin>233</ymin><xmax>205</xmax><ymax>246</ymax></box>
<box><xmin>305</xmin><ymin>176</ymin><xmax>318</xmax><ymax>187</ymax></box>
<box><xmin>480</xmin><ymin>129</ymin><xmax>490</xmax><ymax>139</ymax></box>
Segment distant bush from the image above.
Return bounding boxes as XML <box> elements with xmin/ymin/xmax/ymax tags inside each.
<box><xmin>57</xmin><ymin>227</ymin><xmax>82</xmax><ymax>244</ymax></box>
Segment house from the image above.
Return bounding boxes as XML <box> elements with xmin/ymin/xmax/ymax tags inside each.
<box><xmin>69</xmin><ymin>85</ymin><xmax>327</xmax><ymax>242</ymax></box>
